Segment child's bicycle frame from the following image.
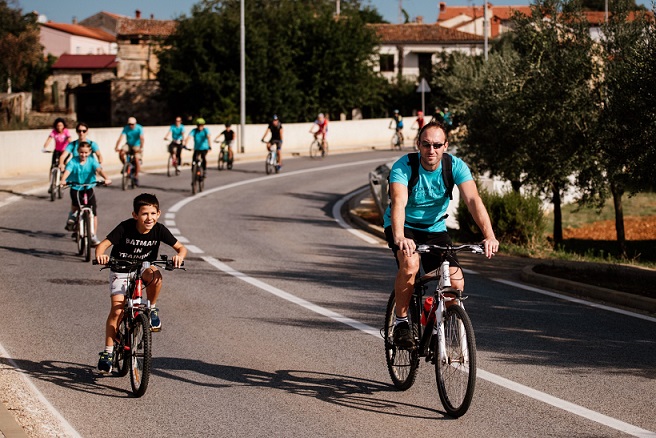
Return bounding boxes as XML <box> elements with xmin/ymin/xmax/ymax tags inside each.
<box><xmin>93</xmin><ymin>256</ymin><xmax>185</xmax><ymax>397</ymax></box>
<box><xmin>63</xmin><ymin>182</ymin><xmax>104</xmax><ymax>262</ymax></box>
<box><xmin>190</xmin><ymin>150</ymin><xmax>206</xmax><ymax>194</ymax></box>
<box><xmin>167</xmin><ymin>139</ymin><xmax>182</xmax><ymax>177</ymax></box>
<box><xmin>262</xmin><ymin>139</ymin><xmax>280</xmax><ymax>175</ymax></box>
<box><xmin>383</xmin><ymin>243</ymin><xmax>485</xmax><ymax>418</ymax></box>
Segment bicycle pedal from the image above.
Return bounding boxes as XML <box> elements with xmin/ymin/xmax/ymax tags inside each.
<box><xmin>150</xmin><ymin>326</ymin><xmax>161</xmax><ymax>332</ymax></box>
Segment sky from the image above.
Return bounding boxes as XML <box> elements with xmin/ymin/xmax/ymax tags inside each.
<box><xmin>17</xmin><ymin>0</ymin><xmax>652</xmax><ymax>25</ymax></box>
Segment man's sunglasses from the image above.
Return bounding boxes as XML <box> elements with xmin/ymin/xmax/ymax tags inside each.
<box><xmin>420</xmin><ymin>141</ymin><xmax>445</xmax><ymax>149</ymax></box>
<box><xmin>76</xmin><ymin>129</ymin><xmax>87</xmax><ymax>133</ymax></box>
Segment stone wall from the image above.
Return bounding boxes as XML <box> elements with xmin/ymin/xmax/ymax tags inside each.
<box><xmin>111</xmin><ymin>79</ymin><xmax>168</xmax><ymax>126</ymax></box>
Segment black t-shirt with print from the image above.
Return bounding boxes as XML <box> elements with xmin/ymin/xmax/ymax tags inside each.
<box><xmin>107</xmin><ymin>219</ymin><xmax>178</xmax><ymax>262</ymax></box>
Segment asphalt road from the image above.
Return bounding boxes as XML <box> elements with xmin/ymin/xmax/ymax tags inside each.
<box><xmin>0</xmin><ymin>150</ymin><xmax>655</xmax><ymax>437</ymax></box>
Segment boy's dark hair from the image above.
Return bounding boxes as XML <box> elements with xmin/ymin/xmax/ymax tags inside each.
<box><xmin>133</xmin><ymin>193</ymin><xmax>160</xmax><ymax>213</ymax></box>
<box><xmin>77</xmin><ymin>141</ymin><xmax>91</xmax><ymax>150</ymax></box>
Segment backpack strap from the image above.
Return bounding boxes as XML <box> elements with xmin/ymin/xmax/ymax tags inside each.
<box><xmin>407</xmin><ymin>152</ymin><xmax>420</xmax><ymax>194</ymax></box>
<box><xmin>442</xmin><ymin>153</ymin><xmax>454</xmax><ymax>200</ymax></box>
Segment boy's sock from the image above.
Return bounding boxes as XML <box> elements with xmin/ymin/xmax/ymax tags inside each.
<box><xmin>394</xmin><ymin>316</ymin><xmax>409</xmax><ymax>326</ymax></box>
<box><xmin>104</xmin><ymin>346</ymin><xmax>113</xmax><ymax>355</ymax></box>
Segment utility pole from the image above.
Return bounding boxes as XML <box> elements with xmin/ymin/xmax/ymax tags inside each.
<box><xmin>336</xmin><ymin>0</ymin><xmax>340</xmax><ymax>16</ymax></box>
<box><xmin>239</xmin><ymin>0</ymin><xmax>246</xmax><ymax>153</ymax></box>
<box><xmin>484</xmin><ymin>0</ymin><xmax>489</xmax><ymax>61</ymax></box>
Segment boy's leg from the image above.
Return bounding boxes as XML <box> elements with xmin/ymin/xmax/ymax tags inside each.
<box><xmin>143</xmin><ymin>266</ymin><xmax>163</xmax><ymax>330</ymax></box>
<box><xmin>105</xmin><ymin>294</ymin><xmax>125</xmax><ymax>347</ymax></box>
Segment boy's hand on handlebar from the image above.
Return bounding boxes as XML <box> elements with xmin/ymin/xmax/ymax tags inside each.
<box><xmin>96</xmin><ymin>254</ymin><xmax>110</xmax><ymax>265</ymax></box>
<box><xmin>171</xmin><ymin>255</ymin><xmax>184</xmax><ymax>268</ymax></box>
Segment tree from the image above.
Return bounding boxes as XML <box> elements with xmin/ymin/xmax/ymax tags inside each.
<box><xmin>0</xmin><ymin>0</ymin><xmax>45</xmax><ymax>94</ymax></box>
<box><xmin>157</xmin><ymin>0</ymin><xmax>386</xmax><ymax>123</ymax></box>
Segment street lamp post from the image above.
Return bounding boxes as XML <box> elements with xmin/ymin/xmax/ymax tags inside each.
<box><xmin>240</xmin><ymin>0</ymin><xmax>246</xmax><ymax>153</ymax></box>
<box><xmin>484</xmin><ymin>0</ymin><xmax>489</xmax><ymax>61</ymax></box>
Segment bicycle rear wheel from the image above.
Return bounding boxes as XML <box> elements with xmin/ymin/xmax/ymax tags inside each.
<box><xmin>435</xmin><ymin>304</ymin><xmax>477</xmax><ymax>418</ymax></box>
<box><xmin>121</xmin><ymin>161</ymin><xmax>129</xmax><ymax>191</ymax></box>
<box><xmin>309</xmin><ymin>140</ymin><xmax>321</xmax><ymax>159</ymax></box>
<box><xmin>167</xmin><ymin>155</ymin><xmax>173</xmax><ymax>177</ymax></box>
<box><xmin>130</xmin><ymin>312</ymin><xmax>152</xmax><ymax>397</ymax></box>
<box><xmin>113</xmin><ymin>318</ymin><xmax>129</xmax><ymax>377</ymax></box>
<box><xmin>218</xmin><ymin>151</ymin><xmax>225</xmax><ymax>170</ymax></box>
<box><xmin>191</xmin><ymin>162</ymin><xmax>199</xmax><ymax>194</ymax></box>
<box><xmin>82</xmin><ymin>211</ymin><xmax>92</xmax><ymax>262</ymax></box>
<box><xmin>76</xmin><ymin>217</ymin><xmax>85</xmax><ymax>256</ymax></box>
<box><xmin>384</xmin><ymin>290</ymin><xmax>419</xmax><ymax>390</ymax></box>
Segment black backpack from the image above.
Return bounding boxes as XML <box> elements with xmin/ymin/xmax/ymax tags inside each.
<box><xmin>405</xmin><ymin>152</ymin><xmax>454</xmax><ymax>200</ymax></box>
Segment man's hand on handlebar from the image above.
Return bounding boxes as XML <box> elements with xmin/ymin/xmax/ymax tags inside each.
<box><xmin>481</xmin><ymin>237</ymin><xmax>499</xmax><ymax>259</ymax></box>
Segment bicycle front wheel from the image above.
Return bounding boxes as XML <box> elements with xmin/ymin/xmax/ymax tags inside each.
<box><xmin>309</xmin><ymin>140</ymin><xmax>321</xmax><ymax>159</ymax></box>
<box><xmin>49</xmin><ymin>168</ymin><xmax>58</xmax><ymax>202</ymax></box>
<box><xmin>218</xmin><ymin>151</ymin><xmax>225</xmax><ymax>170</ymax></box>
<box><xmin>130</xmin><ymin>312</ymin><xmax>152</xmax><ymax>397</ymax></box>
<box><xmin>435</xmin><ymin>304</ymin><xmax>477</xmax><ymax>418</ymax></box>
<box><xmin>113</xmin><ymin>318</ymin><xmax>129</xmax><ymax>377</ymax></box>
<box><xmin>167</xmin><ymin>155</ymin><xmax>173</xmax><ymax>177</ymax></box>
<box><xmin>265</xmin><ymin>153</ymin><xmax>275</xmax><ymax>175</ymax></box>
<box><xmin>83</xmin><ymin>211</ymin><xmax>92</xmax><ymax>262</ymax></box>
<box><xmin>121</xmin><ymin>162</ymin><xmax>129</xmax><ymax>191</ymax></box>
<box><xmin>384</xmin><ymin>290</ymin><xmax>419</xmax><ymax>390</ymax></box>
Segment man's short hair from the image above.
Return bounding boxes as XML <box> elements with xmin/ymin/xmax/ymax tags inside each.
<box><xmin>133</xmin><ymin>193</ymin><xmax>160</xmax><ymax>213</ymax></box>
<box><xmin>418</xmin><ymin>120</ymin><xmax>448</xmax><ymax>142</ymax></box>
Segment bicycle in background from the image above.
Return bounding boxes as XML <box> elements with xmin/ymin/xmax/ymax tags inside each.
<box><xmin>309</xmin><ymin>136</ymin><xmax>328</xmax><ymax>159</ymax></box>
<box><xmin>167</xmin><ymin>140</ymin><xmax>182</xmax><ymax>177</ymax></box>
<box><xmin>390</xmin><ymin>127</ymin><xmax>403</xmax><ymax>150</ymax></box>
<box><xmin>217</xmin><ymin>142</ymin><xmax>233</xmax><ymax>170</ymax></box>
<box><xmin>190</xmin><ymin>152</ymin><xmax>205</xmax><ymax>194</ymax></box>
<box><xmin>43</xmin><ymin>149</ymin><xmax>63</xmax><ymax>201</ymax></box>
<box><xmin>93</xmin><ymin>256</ymin><xmax>185</xmax><ymax>397</ymax></box>
<box><xmin>121</xmin><ymin>148</ymin><xmax>138</xmax><ymax>190</ymax></box>
<box><xmin>263</xmin><ymin>140</ymin><xmax>280</xmax><ymax>175</ymax></box>
<box><xmin>64</xmin><ymin>182</ymin><xmax>104</xmax><ymax>262</ymax></box>
<box><xmin>383</xmin><ymin>243</ymin><xmax>485</xmax><ymax>418</ymax></box>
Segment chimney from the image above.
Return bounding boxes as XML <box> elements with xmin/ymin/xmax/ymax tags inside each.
<box><xmin>72</xmin><ymin>16</ymin><xmax>77</xmax><ymax>25</ymax></box>
<box><xmin>135</xmin><ymin>9</ymin><xmax>141</xmax><ymax>19</ymax></box>
<box><xmin>150</xmin><ymin>13</ymin><xmax>154</xmax><ymax>19</ymax></box>
<box><xmin>416</xmin><ymin>15</ymin><xmax>424</xmax><ymax>24</ymax></box>
<box><xmin>439</xmin><ymin>2</ymin><xmax>446</xmax><ymax>12</ymax></box>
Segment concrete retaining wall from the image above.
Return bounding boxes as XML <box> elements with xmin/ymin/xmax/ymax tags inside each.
<box><xmin>0</xmin><ymin>117</ymin><xmax>412</xmax><ymax>177</ymax></box>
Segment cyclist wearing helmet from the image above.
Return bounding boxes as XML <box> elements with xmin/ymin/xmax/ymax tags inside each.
<box><xmin>389</xmin><ymin>109</ymin><xmax>404</xmax><ymax>146</ymax></box>
<box><xmin>262</xmin><ymin>115</ymin><xmax>283</xmax><ymax>169</ymax></box>
<box><xmin>115</xmin><ymin>116</ymin><xmax>144</xmax><ymax>186</ymax></box>
<box><xmin>185</xmin><ymin>118</ymin><xmax>211</xmax><ymax>178</ymax></box>
<box><xmin>214</xmin><ymin>123</ymin><xmax>236</xmax><ymax>163</ymax></box>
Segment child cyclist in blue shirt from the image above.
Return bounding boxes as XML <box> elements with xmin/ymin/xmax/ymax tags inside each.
<box><xmin>184</xmin><ymin>118</ymin><xmax>211</xmax><ymax>179</ymax></box>
<box><xmin>60</xmin><ymin>141</ymin><xmax>111</xmax><ymax>246</ymax></box>
<box><xmin>95</xmin><ymin>193</ymin><xmax>187</xmax><ymax>373</ymax></box>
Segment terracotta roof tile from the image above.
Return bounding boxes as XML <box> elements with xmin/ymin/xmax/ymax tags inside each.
<box><xmin>117</xmin><ymin>18</ymin><xmax>177</xmax><ymax>37</ymax></box>
<box><xmin>39</xmin><ymin>22</ymin><xmax>116</xmax><ymax>43</ymax></box>
<box><xmin>368</xmin><ymin>23</ymin><xmax>484</xmax><ymax>43</ymax></box>
<box><xmin>51</xmin><ymin>54</ymin><xmax>118</xmax><ymax>69</ymax></box>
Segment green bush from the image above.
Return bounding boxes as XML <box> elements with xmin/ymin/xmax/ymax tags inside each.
<box><xmin>455</xmin><ymin>188</ymin><xmax>546</xmax><ymax>247</ymax></box>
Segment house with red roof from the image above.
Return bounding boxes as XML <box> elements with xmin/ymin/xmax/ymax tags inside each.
<box><xmin>38</xmin><ymin>21</ymin><xmax>117</xmax><ymax>57</ymax></box>
<box><xmin>436</xmin><ymin>2</ymin><xmax>532</xmax><ymax>39</ymax></box>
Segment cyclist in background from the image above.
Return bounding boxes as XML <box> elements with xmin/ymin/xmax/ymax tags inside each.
<box><xmin>214</xmin><ymin>123</ymin><xmax>236</xmax><ymax>164</ymax></box>
<box><xmin>115</xmin><ymin>117</ymin><xmax>144</xmax><ymax>187</ymax></box>
<box><xmin>261</xmin><ymin>115</ymin><xmax>283</xmax><ymax>170</ymax></box>
<box><xmin>58</xmin><ymin>122</ymin><xmax>103</xmax><ymax>170</ymax></box>
<box><xmin>411</xmin><ymin>111</ymin><xmax>425</xmax><ymax>149</ymax></box>
<box><xmin>42</xmin><ymin>118</ymin><xmax>71</xmax><ymax>182</ymax></box>
<box><xmin>163</xmin><ymin>116</ymin><xmax>185</xmax><ymax>175</ymax></box>
<box><xmin>389</xmin><ymin>109</ymin><xmax>404</xmax><ymax>145</ymax></box>
<box><xmin>60</xmin><ymin>141</ymin><xmax>112</xmax><ymax>246</ymax></box>
<box><xmin>185</xmin><ymin>118</ymin><xmax>211</xmax><ymax>178</ymax></box>
<box><xmin>94</xmin><ymin>193</ymin><xmax>187</xmax><ymax>373</ymax></box>
<box><xmin>309</xmin><ymin>113</ymin><xmax>328</xmax><ymax>154</ymax></box>
<box><xmin>384</xmin><ymin>120</ymin><xmax>498</xmax><ymax>348</ymax></box>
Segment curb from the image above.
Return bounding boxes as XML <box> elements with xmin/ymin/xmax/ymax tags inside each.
<box><xmin>0</xmin><ymin>401</ymin><xmax>28</xmax><ymax>438</ymax></box>
<box><xmin>345</xmin><ymin>190</ymin><xmax>656</xmax><ymax>315</ymax></box>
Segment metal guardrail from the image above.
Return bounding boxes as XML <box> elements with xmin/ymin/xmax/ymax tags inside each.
<box><xmin>368</xmin><ymin>162</ymin><xmax>392</xmax><ymax>224</ymax></box>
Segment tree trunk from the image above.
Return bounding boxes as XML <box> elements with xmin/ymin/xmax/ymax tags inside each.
<box><xmin>611</xmin><ymin>180</ymin><xmax>627</xmax><ymax>258</ymax></box>
<box><xmin>511</xmin><ymin>180</ymin><xmax>521</xmax><ymax>192</ymax></box>
<box><xmin>552</xmin><ymin>182</ymin><xmax>563</xmax><ymax>245</ymax></box>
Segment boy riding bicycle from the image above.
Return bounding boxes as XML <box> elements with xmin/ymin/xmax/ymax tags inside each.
<box><xmin>214</xmin><ymin>123</ymin><xmax>236</xmax><ymax>164</ymax></box>
<box><xmin>60</xmin><ymin>141</ymin><xmax>112</xmax><ymax>246</ymax></box>
<box><xmin>94</xmin><ymin>193</ymin><xmax>187</xmax><ymax>373</ymax></box>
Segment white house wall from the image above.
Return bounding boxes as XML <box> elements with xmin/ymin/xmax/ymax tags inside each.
<box><xmin>40</xmin><ymin>27</ymin><xmax>117</xmax><ymax>57</ymax></box>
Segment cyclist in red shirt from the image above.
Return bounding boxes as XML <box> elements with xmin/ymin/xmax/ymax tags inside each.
<box><xmin>309</xmin><ymin>113</ymin><xmax>328</xmax><ymax>154</ymax></box>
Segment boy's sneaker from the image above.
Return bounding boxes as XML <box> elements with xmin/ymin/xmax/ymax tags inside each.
<box><xmin>393</xmin><ymin>321</ymin><xmax>415</xmax><ymax>349</ymax></box>
<box><xmin>65</xmin><ymin>212</ymin><xmax>76</xmax><ymax>231</ymax></box>
<box><xmin>91</xmin><ymin>235</ymin><xmax>101</xmax><ymax>246</ymax></box>
<box><xmin>150</xmin><ymin>308</ymin><xmax>161</xmax><ymax>332</ymax></box>
<box><xmin>133</xmin><ymin>178</ymin><xmax>139</xmax><ymax>187</ymax></box>
<box><xmin>98</xmin><ymin>351</ymin><xmax>112</xmax><ymax>373</ymax></box>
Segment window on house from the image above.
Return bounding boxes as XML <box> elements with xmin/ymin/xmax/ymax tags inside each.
<box><xmin>418</xmin><ymin>53</ymin><xmax>433</xmax><ymax>78</ymax></box>
<box><xmin>130</xmin><ymin>38</ymin><xmax>140</xmax><ymax>45</ymax></box>
<box><xmin>379</xmin><ymin>54</ymin><xmax>395</xmax><ymax>72</ymax></box>
<box><xmin>82</xmin><ymin>73</ymin><xmax>92</xmax><ymax>85</ymax></box>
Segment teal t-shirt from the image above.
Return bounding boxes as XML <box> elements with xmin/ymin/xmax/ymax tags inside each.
<box><xmin>65</xmin><ymin>156</ymin><xmax>101</xmax><ymax>190</ymax></box>
<box><xmin>170</xmin><ymin>124</ymin><xmax>185</xmax><ymax>141</ymax></box>
<box><xmin>190</xmin><ymin>127</ymin><xmax>211</xmax><ymax>151</ymax></box>
<box><xmin>383</xmin><ymin>152</ymin><xmax>473</xmax><ymax>233</ymax></box>
<box><xmin>65</xmin><ymin>139</ymin><xmax>100</xmax><ymax>158</ymax></box>
<box><xmin>122</xmin><ymin>124</ymin><xmax>143</xmax><ymax>147</ymax></box>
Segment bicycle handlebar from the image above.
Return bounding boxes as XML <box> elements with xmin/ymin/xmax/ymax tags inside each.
<box><xmin>93</xmin><ymin>256</ymin><xmax>185</xmax><ymax>271</ymax></box>
<box><xmin>61</xmin><ymin>181</ymin><xmax>106</xmax><ymax>189</ymax></box>
<box><xmin>415</xmin><ymin>244</ymin><xmax>484</xmax><ymax>255</ymax></box>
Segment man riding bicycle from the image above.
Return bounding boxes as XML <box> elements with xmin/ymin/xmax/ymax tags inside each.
<box><xmin>389</xmin><ymin>109</ymin><xmax>404</xmax><ymax>145</ymax></box>
<box><xmin>383</xmin><ymin>120</ymin><xmax>498</xmax><ymax>348</ymax></box>
<box><xmin>164</xmin><ymin>116</ymin><xmax>186</xmax><ymax>175</ymax></box>
<box><xmin>115</xmin><ymin>117</ymin><xmax>144</xmax><ymax>187</ymax></box>
<box><xmin>309</xmin><ymin>113</ymin><xmax>328</xmax><ymax>152</ymax></box>
<box><xmin>185</xmin><ymin>118</ymin><xmax>211</xmax><ymax>178</ymax></box>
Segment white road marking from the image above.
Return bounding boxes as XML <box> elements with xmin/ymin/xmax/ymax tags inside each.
<box><xmin>331</xmin><ymin>186</ymin><xmax>380</xmax><ymax>245</ymax></box>
<box><xmin>168</xmin><ymin>160</ymin><xmax>655</xmax><ymax>436</ymax></box>
<box><xmin>185</xmin><ymin>245</ymin><xmax>204</xmax><ymax>254</ymax></box>
<box><xmin>165</xmin><ymin>220</ymin><xmax>176</xmax><ymax>226</ymax></box>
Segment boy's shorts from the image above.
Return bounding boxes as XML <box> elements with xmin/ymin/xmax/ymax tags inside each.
<box><xmin>109</xmin><ymin>267</ymin><xmax>146</xmax><ymax>296</ymax></box>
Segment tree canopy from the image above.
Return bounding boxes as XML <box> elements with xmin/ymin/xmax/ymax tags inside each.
<box><xmin>157</xmin><ymin>0</ymin><xmax>387</xmax><ymax>123</ymax></box>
